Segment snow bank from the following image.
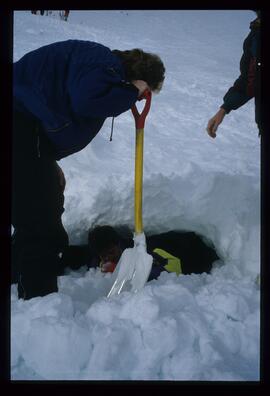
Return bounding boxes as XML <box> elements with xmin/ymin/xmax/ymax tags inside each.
<box><xmin>11</xmin><ymin>267</ymin><xmax>259</xmax><ymax>380</ymax></box>
<box><xmin>11</xmin><ymin>10</ymin><xmax>260</xmax><ymax>381</ymax></box>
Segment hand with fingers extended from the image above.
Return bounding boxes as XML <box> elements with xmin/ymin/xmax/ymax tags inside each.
<box><xmin>206</xmin><ymin>108</ymin><xmax>226</xmax><ymax>138</ymax></box>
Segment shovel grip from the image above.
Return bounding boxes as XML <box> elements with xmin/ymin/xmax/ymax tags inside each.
<box><xmin>131</xmin><ymin>90</ymin><xmax>152</xmax><ymax>129</ymax></box>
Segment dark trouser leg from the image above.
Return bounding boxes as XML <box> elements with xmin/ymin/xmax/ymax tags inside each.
<box><xmin>12</xmin><ymin>111</ymin><xmax>69</xmax><ymax>299</ymax></box>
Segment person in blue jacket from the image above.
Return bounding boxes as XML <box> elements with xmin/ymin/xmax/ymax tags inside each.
<box><xmin>12</xmin><ymin>40</ymin><xmax>165</xmax><ymax>300</ymax></box>
<box><xmin>206</xmin><ymin>11</ymin><xmax>261</xmax><ymax>137</ymax></box>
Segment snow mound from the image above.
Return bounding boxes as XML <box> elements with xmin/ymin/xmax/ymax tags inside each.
<box><xmin>12</xmin><ymin>10</ymin><xmax>260</xmax><ymax>381</ymax></box>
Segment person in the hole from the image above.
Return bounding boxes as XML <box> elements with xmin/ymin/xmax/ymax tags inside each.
<box><xmin>60</xmin><ymin>225</ymin><xmax>219</xmax><ymax>280</ymax></box>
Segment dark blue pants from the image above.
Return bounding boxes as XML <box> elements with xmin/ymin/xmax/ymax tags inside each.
<box><xmin>12</xmin><ymin>111</ymin><xmax>69</xmax><ymax>299</ymax></box>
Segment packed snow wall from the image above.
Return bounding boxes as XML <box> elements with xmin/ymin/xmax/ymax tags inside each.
<box><xmin>63</xmin><ymin>165</ymin><xmax>260</xmax><ymax>277</ymax></box>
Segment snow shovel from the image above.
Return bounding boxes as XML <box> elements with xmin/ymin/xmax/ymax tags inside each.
<box><xmin>107</xmin><ymin>91</ymin><xmax>153</xmax><ymax>297</ymax></box>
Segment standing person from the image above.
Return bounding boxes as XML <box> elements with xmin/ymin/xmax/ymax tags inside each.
<box><xmin>59</xmin><ymin>11</ymin><xmax>69</xmax><ymax>21</ymax></box>
<box><xmin>63</xmin><ymin>10</ymin><xmax>69</xmax><ymax>21</ymax></box>
<box><xmin>206</xmin><ymin>11</ymin><xmax>261</xmax><ymax>137</ymax></box>
<box><xmin>12</xmin><ymin>40</ymin><xmax>165</xmax><ymax>300</ymax></box>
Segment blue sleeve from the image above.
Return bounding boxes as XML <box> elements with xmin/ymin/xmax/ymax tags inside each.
<box><xmin>68</xmin><ymin>65</ymin><xmax>139</xmax><ymax>118</ymax></box>
<box><xmin>221</xmin><ymin>32</ymin><xmax>253</xmax><ymax>114</ymax></box>
<box><xmin>221</xmin><ymin>85</ymin><xmax>252</xmax><ymax>114</ymax></box>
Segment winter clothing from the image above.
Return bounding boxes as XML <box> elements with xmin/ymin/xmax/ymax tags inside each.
<box><xmin>59</xmin><ymin>244</ymin><xmax>178</xmax><ymax>280</ymax></box>
<box><xmin>152</xmin><ymin>248</ymin><xmax>182</xmax><ymax>275</ymax></box>
<box><xmin>147</xmin><ymin>231</ymin><xmax>216</xmax><ymax>276</ymax></box>
<box><xmin>12</xmin><ymin>40</ymin><xmax>139</xmax><ymax>299</ymax></box>
<box><xmin>60</xmin><ymin>231</ymin><xmax>218</xmax><ymax>280</ymax></box>
<box><xmin>12</xmin><ymin>111</ymin><xmax>69</xmax><ymax>298</ymax></box>
<box><xmin>221</xmin><ymin>18</ymin><xmax>261</xmax><ymax>132</ymax></box>
<box><xmin>13</xmin><ymin>40</ymin><xmax>139</xmax><ymax>160</ymax></box>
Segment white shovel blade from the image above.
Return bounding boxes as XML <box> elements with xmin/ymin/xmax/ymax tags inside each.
<box><xmin>107</xmin><ymin>233</ymin><xmax>152</xmax><ymax>297</ymax></box>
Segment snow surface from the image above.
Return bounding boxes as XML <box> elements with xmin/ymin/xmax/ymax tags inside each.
<box><xmin>11</xmin><ymin>10</ymin><xmax>260</xmax><ymax>381</ymax></box>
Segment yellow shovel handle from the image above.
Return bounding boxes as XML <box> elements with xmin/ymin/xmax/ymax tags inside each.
<box><xmin>132</xmin><ymin>90</ymin><xmax>151</xmax><ymax>235</ymax></box>
<box><xmin>134</xmin><ymin>128</ymin><xmax>144</xmax><ymax>234</ymax></box>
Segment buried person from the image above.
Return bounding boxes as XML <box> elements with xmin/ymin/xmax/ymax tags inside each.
<box><xmin>60</xmin><ymin>225</ymin><xmax>219</xmax><ymax>280</ymax></box>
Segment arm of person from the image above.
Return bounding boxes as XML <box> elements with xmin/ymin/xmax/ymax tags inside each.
<box><xmin>206</xmin><ymin>107</ymin><xmax>226</xmax><ymax>138</ymax></box>
<box><xmin>221</xmin><ymin>76</ymin><xmax>253</xmax><ymax>114</ymax></box>
<box><xmin>206</xmin><ymin>32</ymin><xmax>253</xmax><ymax>138</ymax></box>
<box><xmin>221</xmin><ymin>32</ymin><xmax>254</xmax><ymax>113</ymax></box>
<box><xmin>68</xmin><ymin>66</ymin><xmax>140</xmax><ymax>118</ymax></box>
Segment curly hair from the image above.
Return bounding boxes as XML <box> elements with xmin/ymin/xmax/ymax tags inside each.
<box><xmin>112</xmin><ymin>48</ymin><xmax>165</xmax><ymax>92</ymax></box>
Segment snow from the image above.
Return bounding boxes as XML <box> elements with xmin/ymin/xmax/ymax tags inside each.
<box><xmin>11</xmin><ymin>10</ymin><xmax>260</xmax><ymax>381</ymax></box>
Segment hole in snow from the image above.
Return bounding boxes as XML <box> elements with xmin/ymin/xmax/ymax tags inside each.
<box><xmin>146</xmin><ymin>230</ymin><xmax>219</xmax><ymax>274</ymax></box>
<box><xmin>62</xmin><ymin>225</ymin><xmax>219</xmax><ymax>276</ymax></box>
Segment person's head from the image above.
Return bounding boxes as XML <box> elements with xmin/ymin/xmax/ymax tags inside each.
<box><xmin>112</xmin><ymin>48</ymin><xmax>165</xmax><ymax>93</ymax></box>
<box><xmin>88</xmin><ymin>225</ymin><xmax>123</xmax><ymax>263</ymax></box>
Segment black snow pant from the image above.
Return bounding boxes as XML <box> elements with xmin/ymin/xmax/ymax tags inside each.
<box><xmin>12</xmin><ymin>111</ymin><xmax>69</xmax><ymax>299</ymax></box>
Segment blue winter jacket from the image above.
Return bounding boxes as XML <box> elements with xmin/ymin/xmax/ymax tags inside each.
<box><xmin>13</xmin><ymin>40</ymin><xmax>139</xmax><ymax>159</ymax></box>
<box><xmin>220</xmin><ymin>18</ymin><xmax>261</xmax><ymax>130</ymax></box>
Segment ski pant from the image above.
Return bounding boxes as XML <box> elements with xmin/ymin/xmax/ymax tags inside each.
<box><xmin>12</xmin><ymin>110</ymin><xmax>69</xmax><ymax>299</ymax></box>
